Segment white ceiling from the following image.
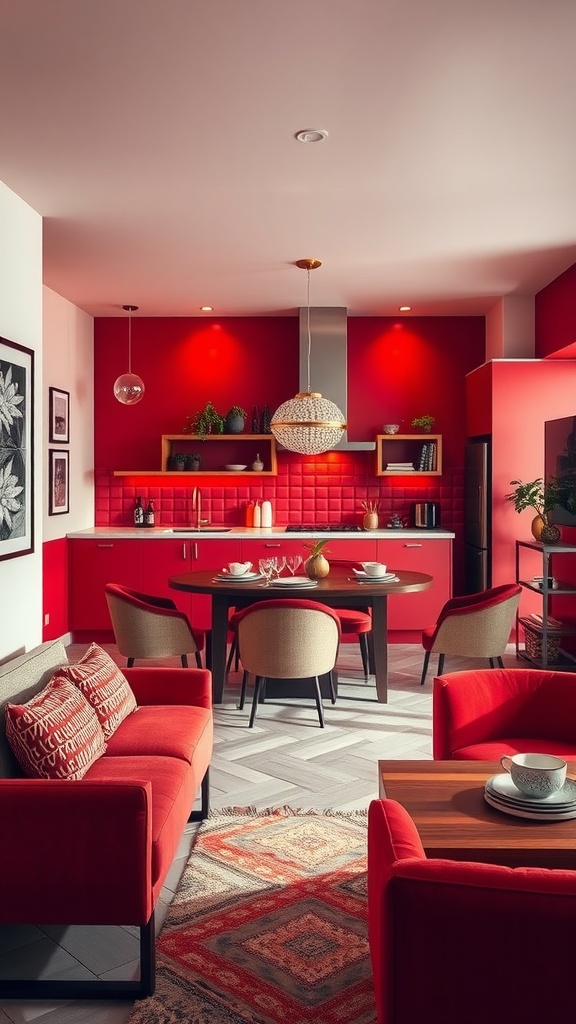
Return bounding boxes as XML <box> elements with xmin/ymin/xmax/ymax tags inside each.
<box><xmin>1</xmin><ymin>0</ymin><xmax>576</xmax><ymax>319</ymax></box>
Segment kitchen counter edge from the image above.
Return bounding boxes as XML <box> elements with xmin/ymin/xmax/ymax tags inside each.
<box><xmin>67</xmin><ymin>527</ymin><xmax>455</xmax><ymax>540</ymax></box>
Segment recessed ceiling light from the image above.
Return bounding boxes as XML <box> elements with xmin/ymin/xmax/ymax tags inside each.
<box><xmin>295</xmin><ymin>129</ymin><xmax>328</xmax><ymax>144</ymax></box>
<box><xmin>399</xmin><ymin>305</ymin><xmax>412</xmax><ymax>312</ymax></box>
<box><xmin>200</xmin><ymin>305</ymin><xmax>213</xmax><ymax>312</ymax></box>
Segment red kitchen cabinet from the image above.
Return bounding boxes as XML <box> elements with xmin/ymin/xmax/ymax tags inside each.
<box><xmin>141</xmin><ymin>538</ymin><xmax>194</xmax><ymax>618</ymax></box>
<box><xmin>69</xmin><ymin>538</ymin><xmax>143</xmax><ymax>634</ymax></box>
<box><xmin>378</xmin><ymin>538</ymin><xmax>452</xmax><ymax>633</ymax></box>
<box><xmin>241</xmin><ymin>537</ymin><xmax>378</xmax><ymax>569</ymax></box>
<box><xmin>189</xmin><ymin>539</ymin><xmax>242</xmax><ymax>631</ymax></box>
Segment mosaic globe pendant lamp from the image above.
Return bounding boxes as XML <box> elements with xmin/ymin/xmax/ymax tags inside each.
<box><xmin>271</xmin><ymin>259</ymin><xmax>346</xmax><ymax>455</ymax></box>
<box><xmin>114</xmin><ymin>304</ymin><xmax>145</xmax><ymax>405</ymax></box>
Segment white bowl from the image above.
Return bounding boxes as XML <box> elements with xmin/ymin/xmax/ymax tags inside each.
<box><xmin>362</xmin><ymin>561</ymin><xmax>387</xmax><ymax>577</ymax></box>
<box><xmin>383</xmin><ymin>424</ymin><xmax>400</xmax><ymax>434</ymax></box>
<box><xmin>224</xmin><ymin>464</ymin><xmax>247</xmax><ymax>471</ymax></box>
<box><xmin>227</xmin><ymin>561</ymin><xmax>253</xmax><ymax>576</ymax></box>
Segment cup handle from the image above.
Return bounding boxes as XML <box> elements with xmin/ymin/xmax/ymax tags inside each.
<box><xmin>500</xmin><ymin>755</ymin><xmax>513</xmax><ymax>774</ymax></box>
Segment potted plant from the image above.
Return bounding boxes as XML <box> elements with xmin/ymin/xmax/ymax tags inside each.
<box><xmin>169</xmin><ymin>453</ymin><xmax>187</xmax><ymax>471</ymax></box>
<box><xmin>303</xmin><ymin>538</ymin><xmax>331</xmax><ymax>579</ymax></box>
<box><xmin>191</xmin><ymin>401</ymin><xmax>225</xmax><ymax>440</ymax></box>
<box><xmin>505</xmin><ymin>478</ymin><xmax>561</xmax><ymax>543</ymax></box>
<box><xmin>225</xmin><ymin>405</ymin><xmax>247</xmax><ymax>434</ymax></box>
<box><xmin>184</xmin><ymin>453</ymin><xmax>201</xmax><ymax>471</ymax></box>
<box><xmin>411</xmin><ymin>414</ymin><xmax>435</xmax><ymax>432</ymax></box>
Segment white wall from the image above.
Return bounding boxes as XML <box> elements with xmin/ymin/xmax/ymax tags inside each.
<box><xmin>43</xmin><ymin>287</ymin><xmax>94</xmax><ymax>540</ymax></box>
<box><xmin>486</xmin><ymin>295</ymin><xmax>535</xmax><ymax>359</ymax></box>
<box><xmin>0</xmin><ymin>181</ymin><xmax>42</xmax><ymax>659</ymax></box>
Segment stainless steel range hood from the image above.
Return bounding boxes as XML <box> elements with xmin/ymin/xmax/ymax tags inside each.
<box><xmin>299</xmin><ymin>306</ymin><xmax>375</xmax><ymax>451</ymax></box>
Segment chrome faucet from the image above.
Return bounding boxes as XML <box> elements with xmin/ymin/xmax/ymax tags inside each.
<box><xmin>191</xmin><ymin>487</ymin><xmax>207</xmax><ymax>528</ymax></box>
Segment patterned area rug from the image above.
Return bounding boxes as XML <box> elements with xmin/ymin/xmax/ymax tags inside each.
<box><xmin>126</xmin><ymin>807</ymin><xmax>375</xmax><ymax>1024</ymax></box>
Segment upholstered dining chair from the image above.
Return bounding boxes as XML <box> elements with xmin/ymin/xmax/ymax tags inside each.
<box><xmin>233</xmin><ymin>598</ymin><xmax>341</xmax><ymax>728</ymax></box>
<box><xmin>420</xmin><ymin>583</ymin><xmax>521</xmax><ymax>684</ymax></box>
<box><xmin>105</xmin><ymin>583</ymin><xmax>206</xmax><ymax>667</ymax></box>
<box><xmin>367</xmin><ymin>797</ymin><xmax>576</xmax><ymax>1024</ymax></box>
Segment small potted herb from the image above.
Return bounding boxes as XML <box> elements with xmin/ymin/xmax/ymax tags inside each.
<box><xmin>225</xmin><ymin>405</ymin><xmax>247</xmax><ymax>433</ymax></box>
<box><xmin>184</xmin><ymin>453</ymin><xmax>201</xmax><ymax>471</ymax></box>
<box><xmin>411</xmin><ymin>414</ymin><xmax>435</xmax><ymax>432</ymax></box>
<box><xmin>169</xmin><ymin>453</ymin><xmax>187</xmax><ymax>471</ymax></box>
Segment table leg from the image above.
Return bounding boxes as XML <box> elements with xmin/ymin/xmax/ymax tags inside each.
<box><xmin>370</xmin><ymin>596</ymin><xmax>388</xmax><ymax>703</ymax></box>
<box><xmin>211</xmin><ymin>595</ymin><xmax>230</xmax><ymax>704</ymax></box>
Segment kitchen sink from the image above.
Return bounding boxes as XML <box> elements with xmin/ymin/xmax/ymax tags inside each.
<box><xmin>164</xmin><ymin>527</ymin><xmax>232</xmax><ymax>533</ymax></box>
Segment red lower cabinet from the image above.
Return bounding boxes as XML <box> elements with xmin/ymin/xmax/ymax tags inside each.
<box><xmin>189</xmin><ymin>539</ymin><xmax>243</xmax><ymax>631</ymax></box>
<box><xmin>378</xmin><ymin>538</ymin><xmax>452</xmax><ymax>634</ymax></box>
<box><xmin>141</xmin><ymin>538</ymin><xmax>194</xmax><ymax>617</ymax></box>
<box><xmin>69</xmin><ymin>539</ymin><xmax>143</xmax><ymax>634</ymax></box>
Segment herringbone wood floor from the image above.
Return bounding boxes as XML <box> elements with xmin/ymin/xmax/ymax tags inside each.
<box><xmin>0</xmin><ymin>642</ymin><xmax>520</xmax><ymax>1023</ymax></box>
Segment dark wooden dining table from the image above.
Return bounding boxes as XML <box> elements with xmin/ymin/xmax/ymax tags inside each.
<box><xmin>169</xmin><ymin>565</ymin><xmax>433</xmax><ymax>704</ymax></box>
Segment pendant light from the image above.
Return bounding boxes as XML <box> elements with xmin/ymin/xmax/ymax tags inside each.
<box><xmin>114</xmin><ymin>304</ymin><xmax>145</xmax><ymax>405</ymax></box>
<box><xmin>271</xmin><ymin>259</ymin><xmax>346</xmax><ymax>455</ymax></box>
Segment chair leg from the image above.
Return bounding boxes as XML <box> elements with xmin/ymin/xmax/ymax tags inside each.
<box><xmin>313</xmin><ymin>677</ymin><xmax>325</xmax><ymax>728</ymax></box>
<box><xmin>226</xmin><ymin>636</ymin><xmax>237</xmax><ymax>675</ymax></box>
<box><xmin>420</xmin><ymin>650</ymin><xmax>430</xmax><ymax>685</ymax></box>
<box><xmin>437</xmin><ymin>653</ymin><xmax>445</xmax><ymax>676</ymax></box>
<box><xmin>328</xmin><ymin>670</ymin><xmax>336</xmax><ymax>704</ymax></box>
<box><xmin>496</xmin><ymin>655</ymin><xmax>504</xmax><ymax>668</ymax></box>
<box><xmin>195</xmin><ymin>651</ymin><xmax>203</xmax><ymax>668</ymax></box>
<box><xmin>239</xmin><ymin>670</ymin><xmax>248</xmax><ymax>709</ymax></box>
<box><xmin>181</xmin><ymin>654</ymin><xmax>189</xmax><ymax>667</ymax></box>
<box><xmin>359</xmin><ymin>634</ymin><xmax>369</xmax><ymax>678</ymax></box>
<box><xmin>249</xmin><ymin>676</ymin><xmax>264</xmax><ymax>728</ymax></box>
<box><xmin>127</xmin><ymin>657</ymin><xmax>135</xmax><ymax>668</ymax></box>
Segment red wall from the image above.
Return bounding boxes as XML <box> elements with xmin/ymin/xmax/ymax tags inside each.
<box><xmin>43</xmin><ymin>538</ymin><xmax>68</xmax><ymax>641</ymax></box>
<box><xmin>535</xmin><ymin>262</ymin><xmax>576</xmax><ymax>358</ymax></box>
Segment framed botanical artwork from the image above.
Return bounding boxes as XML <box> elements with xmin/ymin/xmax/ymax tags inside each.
<box><xmin>49</xmin><ymin>449</ymin><xmax>69</xmax><ymax>516</ymax></box>
<box><xmin>0</xmin><ymin>336</ymin><xmax>34</xmax><ymax>561</ymax></box>
<box><xmin>49</xmin><ymin>386</ymin><xmax>70</xmax><ymax>444</ymax></box>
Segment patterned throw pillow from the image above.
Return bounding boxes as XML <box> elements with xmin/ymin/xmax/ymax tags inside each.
<box><xmin>5</xmin><ymin>676</ymin><xmax>106</xmax><ymax>780</ymax></box>
<box><xmin>59</xmin><ymin>643</ymin><xmax>137</xmax><ymax>738</ymax></box>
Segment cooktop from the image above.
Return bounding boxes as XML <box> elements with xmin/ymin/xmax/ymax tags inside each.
<box><xmin>284</xmin><ymin>524</ymin><xmax>362</xmax><ymax>532</ymax></box>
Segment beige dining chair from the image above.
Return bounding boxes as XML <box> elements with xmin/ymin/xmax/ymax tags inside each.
<box><xmin>105</xmin><ymin>583</ymin><xmax>206</xmax><ymax>667</ymax></box>
<box><xmin>233</xmin><ymin>598</ymin><xmax>341</xmax><ymax>728</ymax></box>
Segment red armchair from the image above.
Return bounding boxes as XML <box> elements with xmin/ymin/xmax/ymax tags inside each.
<box><xmin>368</xmin><ymin>798</ymin><xmax>576</xmax><ymax>1024</ymax></box>
<box><xmin>420</xmin><ymin>583</ymin><xmax>521</xmax><ymax>684</ymax></box>
<box><xmin>433</xmin><ymin>666</ymin><xmax>576</xmax><ymax>760</ymax></box>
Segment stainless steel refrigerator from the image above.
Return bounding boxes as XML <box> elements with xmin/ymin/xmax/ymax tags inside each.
<box><xmin>464</xmin><ymin>439</ymin><xmax>491</xmax><ymax>593</ymax></box>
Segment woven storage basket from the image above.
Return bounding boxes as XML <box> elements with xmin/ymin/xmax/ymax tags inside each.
<box><xmin>523</xmin><ymin>622</ymin><xmax>560</xmax><ymax>663</ymax></box>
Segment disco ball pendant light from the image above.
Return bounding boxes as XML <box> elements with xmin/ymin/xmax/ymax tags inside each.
<box><xmin>114</xmin><ymin>304</ymin><xmax>145</xmax><ymax>405</ymax></box>
<box><xmin>271</xmin><ymin>259</ymin><xmax>346</xmax><ymax>454</ymax></box>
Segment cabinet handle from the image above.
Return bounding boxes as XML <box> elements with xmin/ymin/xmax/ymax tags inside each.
<box><xmin>404</xmin><ymin>543</ymin><xmax>422</xmax><ymax>548</ymax></box>
<box><xmin>97</xmin><ymin>543</ymin><xmax>114</xmax><ymax>548</ymax></box>
<box><xmin>193</xmin><ymin>543</ymin><xmax>198</xmax><ymax>560</ymax></box>
<box><xmin>182</xmin><ymin>544</ymin><xmax>187</xmax><ymax>559</ymax></box>
<box><xmin>264</xmin><ymin>543</ymin><xmax>281</xmax><ymax>548</ymax></box>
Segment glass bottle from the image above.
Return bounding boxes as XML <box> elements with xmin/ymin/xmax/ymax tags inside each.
<box><xmin>134</xmin><ymin>495</ymin><xmax>144</xmax><ymax>527</ymax></box>
<box><xmin>144</xmin><ymin>499</ymin><xmax>155</xmax><ymax>527</ymax></box>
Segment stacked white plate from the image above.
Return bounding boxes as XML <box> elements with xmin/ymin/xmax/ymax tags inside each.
<box><xmin>271</xmin><ymin>576</ymin><xmax>318</xmax><ymax>588</ymax></box>
<box><xmin>213</xmin><ymin>571</ymin><xmax>262</xmax><ymax>582</ymax></box>
<box><xmin>352</xmin><ymin>569</ymin><xmax>399</xmax><ymax>584</ymax></box>
<box><xmin>484</xmin><ymin>773</ymin><xmax>576</xmax><ymax>821</ymax></box>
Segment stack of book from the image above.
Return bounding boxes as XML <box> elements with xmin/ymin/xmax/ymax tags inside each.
<box><xmin>418</xmin><ymin>442</ymin><xmax>437</xmax><ymax>471</ymax></box>
<box><xmin>385</xmin><ymin>462</ymin><xmax>415</xmax><ymax>472</ymax></box>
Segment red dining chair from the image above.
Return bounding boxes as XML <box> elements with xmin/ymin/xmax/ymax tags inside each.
<box><xmin>105</xmin><ymin>583</ymin><xmax>206</xmax><ymax>667</ymax></box>
<box><xmin>420</xmin><ymin>583</ymin><xmax>521</xmax><ymax>684</ymax></box>
<box><xmin>233</xmin><ymin>598</ymin><xmax>341</xmax><ymax>727</ymax></box>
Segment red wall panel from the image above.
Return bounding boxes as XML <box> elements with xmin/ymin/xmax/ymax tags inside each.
<box><xmin>43</xmin><ymin>538</ymin><xmax>69</xmax><ymax>641</ymax></box>
<box><xmin>535</xmin><ymin>262</ymin><xmax>576</xmax><ymax>359</ymax></box>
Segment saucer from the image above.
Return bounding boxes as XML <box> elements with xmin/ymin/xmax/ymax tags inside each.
<box><xmin>354</xmin><ymin>574</ymin><xmax>399</xmax><ymax>584</ymax></box>
<box><xmin>271</xmin><ymin>576</ymin><xmax>318</xmax><ymax>588</ymax></box>
<box><xmin>484</xmin><ymin>791</ymin><xmax>576</xmax><ymax>821</ymax></box>
<box><xmin>353</xmin><ymin>568</ymin><xmax>395</xmax><ymax>581</ymax></box>
<box><xmin>214</xmin><ymin>572</ymin><xmax>261</xmax><ymax>582</ymax></box>
<box><xmin>485</xmin><ymin>773</ymin><xmax>576</xmax><ymax>808</ymax></box>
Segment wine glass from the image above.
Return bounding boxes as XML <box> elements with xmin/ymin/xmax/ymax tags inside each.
<box><xmin>258</xmin><ymin>557</ymin><xmax>275</xmax><ymax>586</ymax></box>
<box><xmin>285</xmin><ymin>554</ymin><xmax>303</xmax><ymax>576</ymax></box>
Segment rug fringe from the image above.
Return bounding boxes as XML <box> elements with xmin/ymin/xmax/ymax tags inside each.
<box><xmin>208</xmin><ymin>805</ymin><xmax>368</xmax><ymax>819</ymax></box>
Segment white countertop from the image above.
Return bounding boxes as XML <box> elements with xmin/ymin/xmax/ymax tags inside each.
<box><xmin>67</xmin><ymin>526</ymin><xmax>455</xmax><ymax>540</ymax></box>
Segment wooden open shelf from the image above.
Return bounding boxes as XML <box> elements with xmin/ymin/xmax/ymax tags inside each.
<box><xmin>114</xmin><ymin>434</ymin><xmax>278</xmax><ymax>477</ymax></box>
<box><xmin>375</xmin><ymin>434</ymin><xmax>442</xmax><ymax>476</ymax></box>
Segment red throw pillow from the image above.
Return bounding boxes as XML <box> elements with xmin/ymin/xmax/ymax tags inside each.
<box><xmin>5</xmin><ymin>676</ymin><xmax>106</xmax><ymax>780</ymax></box>
<box><xmin>59</xmin><ymin>643</ymin><xmax>137</xmax><ymax>739</ymax></box>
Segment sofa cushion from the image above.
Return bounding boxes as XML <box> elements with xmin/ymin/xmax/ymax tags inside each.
<box><xmin>5</xmin><ymin>676</ymin><xmax>106</xmax><ymax>780</ymax></box>
<box><xmin>105</xmin><ymin>704</ymin><xmax>213</xmax><ymax>764</ymax></box>
<box><xmin>0</xmin><ymin>639</ymin><xmax>68</xmax><ymax>778</ymax></box>
<box><xmin>58</xmin><ymin>643</ymin><xmax>137</xmax><ymax>738</ymax></box>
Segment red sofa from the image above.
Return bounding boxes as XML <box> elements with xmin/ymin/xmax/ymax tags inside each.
<box><xmin>368</xmin><ymin>798</ymin><xmax>576</xmax><ymax>1024</ymax></box>
<box><xmin>433</xmin><ymin>666</ymin><xmax>576</xmax><ymax>760</ymax></box>
<box><xmin>0</xmin><ymin>639</ymin><xmax>213</xmax><ymax>1000</ymax></box>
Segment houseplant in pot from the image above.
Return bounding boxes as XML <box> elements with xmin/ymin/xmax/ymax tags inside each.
<box><xmin>303</xmin><ymin>539</ymin><xmax>331</xmax><ymax>579</ymax></box>
<box><xmin>411</xmin><ymin>414</ymin><xmax>435</xmax><ymax>433</ymax></box>
<box><xmin>169</xmin><ymin>453</ymin><xmax>187</xmax><ymax>471</ymax></box>
<box><xmin>190</xmin><ymin>401</ymin><xmax>225</xmax><ymax>440</ymax></box>
<box><xmin>225</xmin><ymin>405</ymin><xmax>247</xmax><ymax>433</ymax></box>
<box><xmin>505</xmin><ymin>478</ymin><xmax>561</xmax><ymax>543</ymax></box>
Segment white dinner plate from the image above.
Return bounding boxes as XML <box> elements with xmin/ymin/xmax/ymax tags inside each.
<box><xmin>355</xmin><ymin>575</ymin><xmax>399</xmax><ymax>584</ymax></box>
<box><xmin>486</xmin><ymin>773</ymin><xmax>576</xmax><ymax>808</ymax></box>
<box><xmin>484</xmin><ymin>791</ymin><xmax>576</xmax><ymax>821</ymax></box>
<box><xmin>271</xmin><ymin>576</ymin><xmax>318</xmax><ymax>587</ymax></box>
<box><xmin>353</xmin><ymin>569</ymin><xmax>397</xmax><ymax>581</ymax></box>
<box><xmin>213</xmin><ymin>572</ymin><xmax>262</xmax><ymax>582</ymax></box>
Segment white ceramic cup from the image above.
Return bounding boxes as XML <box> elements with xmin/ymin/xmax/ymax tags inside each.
<box><xmin>227</xmin><ymin>561</ymin><xmax>252</xmax><ymax>576</ymax></box>
<box><xmin>362</xmin><ymin>561</ymin><xmax>387</xmax><ymax>578</ymax></box>
<box><xmin>500</xmin><ymin>752</ymin><xmax>567</xmax><ymax>798</ymax></box>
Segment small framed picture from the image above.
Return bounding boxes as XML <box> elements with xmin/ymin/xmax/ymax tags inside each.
<box><xmin>49</xmin><ymin>387</ymin><xmax>70</xmax><ymax>444</ymax></box>
<box><xmin>49</xmin><ymin>449</ymin><xmax>69</xmax><ymax>515</ymax></box>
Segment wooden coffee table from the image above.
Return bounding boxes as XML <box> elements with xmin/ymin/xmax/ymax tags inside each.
<box><xmin>378</xmin><ymin>759</ymin><xmax>576</xmax><ymax>869</ymax></box>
